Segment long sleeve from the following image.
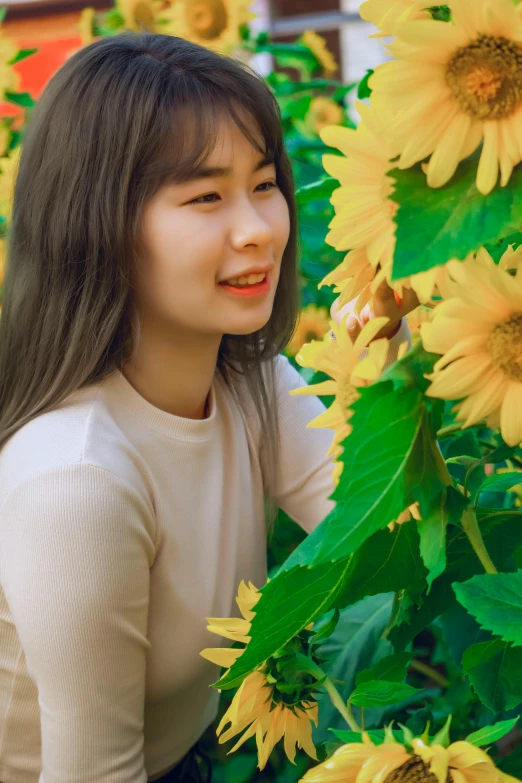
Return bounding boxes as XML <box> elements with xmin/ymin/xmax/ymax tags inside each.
<box><xmin>269</xmin><ymin>318</ymin><xmax>411</xmax><ymax>533</ymax></box>
<box><xmin>0</xmin><ymin>462</ymin><xmax>156</xmax><ymax>783</ymax></box>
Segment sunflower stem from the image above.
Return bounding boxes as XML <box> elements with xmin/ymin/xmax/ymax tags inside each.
<box><xmin>461</xmin><ymin>508</ymin><xmax>498</xmax><ymax>575</ymax></box>
<box><xmin>410</xmin><ymin>659</ymin><xmax>449</xmax><ymax>688</ymax></box>
<box><xmin>436</xmin><ymin>420</ymin><xmax>486</xmax><ymax>440</ymax></box>
<box><xmin>293</xmin><ymin>654</ymin><xmax>360</xmax><ymax>731</ymax></box>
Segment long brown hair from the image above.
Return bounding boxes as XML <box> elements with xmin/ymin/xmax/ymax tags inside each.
<box><xmin>0</xmin><ymin>33</ymin><xmax>300</xmax><ymax>506</ymax></box>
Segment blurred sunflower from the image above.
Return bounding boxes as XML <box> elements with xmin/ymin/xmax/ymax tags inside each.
<box><xmin>0</xmin><ymin>35</ymin><xmax>21</xmax><ymax>96</ymax></box>
<box><xmin>299</xmin><ymin>730</ymin><xmax>519</xmax><ymax>783</ymax></box>
<box><xmin>300</xmin><ymin>30</ymin><xmax>338</xmax><ymax>77</ymax></box>
<box><xmin>78</xmin><ymin>7</ymin><xmax>96</xmax><ymax>44</ymax></box>
<box><xmin>371</xmin><ymin>0</ymin><xmax>522</xmax><ymax>195</ymax></box>
<box><xmin>406</xmin><ymin>304</ymin><xmax>433</xmax><ymax>344</ymax></box>
<box><xmin>359</xmin><ymin>0</ymin><xmax>430</xmax><ymax>35</ymax></box>
<box><xmin>286</xmin><ymin>304</ymin><xmax>331</xmax><ymax>357</ymax></box>
<box><xmin>162</xmin><ymin>0</ymin><xmax>254</xmax><ymax>52</ymax></box>
<box><xmin>115</xmin><ymin>0</ymin><xmax>169</xmax><ymax>32</ymax></box>
<box><xmin>421</xmin><ymin>247</ymin><xmax>522</xmax><ymax>447</ymax></box>
<box><xmin>0</xmin><ymin>235</ymin><xmax>5</xmax><ymax>288</ymax></box>
<box><xmin>290</xmin><ymin>315</ymin><xmax>390</xmax><ymax>458</ymax></box>
<box><xmin>306</xmin><ymin>97</ymin><xmax>344</xmax><ymax>135</ymax></box>
<box><xmin>0</xmin><ymin>146</ymin><xmax>21</xmax><ymax>224</ymax></box>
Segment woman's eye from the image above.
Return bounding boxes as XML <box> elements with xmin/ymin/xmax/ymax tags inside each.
<box><xmin>190</xmin><ymin>181</ymin><xmax>277</xmax><ymax>204</ymax></box>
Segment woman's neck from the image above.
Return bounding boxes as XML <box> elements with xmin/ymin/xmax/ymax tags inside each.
<box><xmin>122</xmin><ymin>320</ymin><xmax>222</xmax><ymax>420</ymax></box>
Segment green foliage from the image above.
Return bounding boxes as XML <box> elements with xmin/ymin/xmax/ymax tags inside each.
<box><xmin>454</xmin><ymin>571</ymin><xmax>522</xmax><ymax>646</ymax></box>
<box><xmin>349</xmin><ymin>681</ymin><xmax>421</xmax><ymax>709</ymax></box>
<box><xmin>462</xmin><ymin>641</ymin><xmax>522</xmax><ymax>712</ymax></box>
<box><xmin>466</xmin><ymin>718</ymin><xmax>519</xmax><ymax>747</ymax></box>
<box><xmin>391</xmin><ymin>157</ymin><xmax>522</xmax><ymax>279</ymax></box>
<box><xmin>4</xmin><ymin>91</ymin><xmax>36</xmax><ymax>109</ymax></box>
<box><xmin>7</xmin><ymin>49</ymin><xmax>38</xmax><ymax>66</ymax></box>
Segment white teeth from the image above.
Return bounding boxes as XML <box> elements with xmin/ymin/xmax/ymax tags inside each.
<box><xmin>223</xmin><ymin>273</ymin><xmax>266</xmax><ymax>286</ymax></box>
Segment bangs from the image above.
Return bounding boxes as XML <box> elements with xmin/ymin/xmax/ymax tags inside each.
<box><xmin>138</xmin><ymin>71</ymin><xmax>282</xmax><ymax>195</ymax></box>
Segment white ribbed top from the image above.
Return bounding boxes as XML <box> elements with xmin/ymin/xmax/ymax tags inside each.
<box><xmin>0</xmin><ymin>322</ymin><xmax>409</xmax><ymax>783</ymax></box>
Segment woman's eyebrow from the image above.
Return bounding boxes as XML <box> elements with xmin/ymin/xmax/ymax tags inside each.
<box><xmin>181</xmin><ymin>153</ymin><xmax>275</xmax><ymax>184</ymax></box>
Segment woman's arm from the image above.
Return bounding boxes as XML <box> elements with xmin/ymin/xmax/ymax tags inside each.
<box><xmin>0</xmin><ymin>463</ymin><xmax>155</xmax><ymax>782</ymax></box>
<box><xmin>268</xmin><ymin>319</ymin><xmax>411</xmax><ymax>533</ymax></box>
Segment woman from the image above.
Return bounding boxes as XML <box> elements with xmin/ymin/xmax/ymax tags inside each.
<box><xmin>0</xmin><ymin>33</ymin><xmax>413</xmax><ymax>782</ymax></box>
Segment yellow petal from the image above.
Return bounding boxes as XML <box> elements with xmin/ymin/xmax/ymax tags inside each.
<box><xmin>477</xmin><ymin>122</ymin><xmax>500</xmax><ymax>196</ymax></box>
<box><xmin>199</xmin><ymin>646</ymin><xmax>244</xmax><ymax>668</ymax></box>
<box><xmin>500</xmin><ymin>382</ymin><xmax>522</xmax><ymax>446</ymax></box>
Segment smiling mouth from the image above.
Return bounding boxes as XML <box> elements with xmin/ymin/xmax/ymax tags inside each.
<box><xmin>219</xmin><ymin>275</ymin><xmax>271</xmax><ymax>298</ymax></box>
<box><xmin>221</xmin><ymin>272</ymin><xmax>267</xmax><ymax>287</ymax></box>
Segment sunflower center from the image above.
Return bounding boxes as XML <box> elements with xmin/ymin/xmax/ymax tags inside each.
<box><xmin>185</xmin><ymin>0</ymin><xmax>228</xmax><ymax>39</ymax></box>
<box><xmin>384</xmin><ymin>755</ymin><xmax>443</xmax><ymax>783</ymax></box>
<box><xmin>445</xmin><ymin>35</ymin><xmax>522</xmax><ymax>120</ymax></box>
<box><xmin>487</xmin><ymin>312</ymin><xmax>522</xmax><ymax>381</ymax></box>
<box><xmin>336</xmin><ymin>378</ymin><xmax>360</xmax><ymax>416</ymax></box>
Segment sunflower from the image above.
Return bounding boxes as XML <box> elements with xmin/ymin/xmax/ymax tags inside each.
<box><xmin>420</xmin><ymin>246</ymin><xmax>522</xmax><ymax>447</ymax></box>
<box><xmin>371</xmin><ymin>0</ymin><xmax>522</xmax><ymax>195</ymax></box>
<box><xmin>286</xmin><ymin>304</ymin><xmax>331</xmax><ymax>357</ymax></box>
<box><xmin>215</xmin><ymin>669</ymin><xmax>318</xmax><ymax>771</ymax></box>
<box><xmin>359</xmin><ymin>0</ymin><xmax>430</xmax><ymax>35</ymax></box>
<box><xmin>289</xmin><ymin>315</ymin><xmax>390</xmax><ymax>457</ymax></box>
<box><xmin>320</xmin><ymin>101</ymin><xmax>398</xmax><ymax>272</ymax></box>
<box><xmin>200</xmin><ymin>580</ymin><xmax>319</xmax><ymax>770</ymax></box>
<box><xmin>162</xmin><ymin>0</ymin><xmax>254</xmax><ymax>52</ymax></box>
<box><xmin>306</xmin><ymin>97</ymin><xmax>345</xmax><ymax>136</ymax></box>
<box><xmin>300</xmin><ymin>30</ymin><xmax>338</xmax><ymax>77</ymax></box>
<box><xmin>299</xmin><ymin>730</ymin><xmax>519</xmax><ymax>783</ymax></box>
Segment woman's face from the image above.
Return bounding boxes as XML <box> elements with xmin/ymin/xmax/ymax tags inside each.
<box><xmin>133</xmin><ymin>116</ymin><xmax>291</xmax><ymax>340</ymax></box>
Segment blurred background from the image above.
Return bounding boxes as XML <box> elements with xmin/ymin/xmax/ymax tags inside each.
<box><xmin>0</xmin><ymin>0</ymin><xmax>386</xmax><ymax>107</ymax></box>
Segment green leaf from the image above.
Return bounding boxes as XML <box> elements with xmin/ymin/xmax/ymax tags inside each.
<box><xmin>350</xmin><ymin>680</ymin><xmax>421</xmax><ymax>708</ymax></box>
<box><xmin>466</xmin><ymin>718</ymin><xmax>519</xmax><ymax>747</ymax></box>
<box><xmin>215</xmin><ymin>558</ymin><xmax>351</xmax><ymax>690</ymax></box>
<box><xmin>7</xmin><ymin>48</ymin><xmax>38</xmax><ymax>66</ymax></box>
<box><xmin>390</xmin><ymin>510</ymin><xmax>522</xmax><ymax>649</ymax></box>
<box><xmin>0</xmin><ymin>6</ymin><xmax>7</xmax><ymax>24</ymax></box>
<box><xmin>296</xmin><ymin>177</ymin><xmax>338</xmax><ymax>204</ymax></box>
<box><xmin>417</xmin><ymin>488</ymin><xmax>451</xmax><ymax>588</ymax></box>
<box><xmin>274</xmin><ymin>79</ymin><xmax>342</xmax><ymax>96</ymax></box>
<box><xmin>484</xmin><ymin>231</ymin><xmax>522</xmax><ymax>262</ymax></box>
<box><xmin>4</xmin><ymin>91</ymin><xmax>36</xmax><ymax>109</ymax></box>
<box><xmin>454</xmin><ymin>570</ymin><xmax>522</xmax><ymax>645</ymax></box>
<box><xmin>391</xmin><ymin>157</ymin><xmax>522</xmax><ymax>280</ymax></box>
<box><xmin>312</xmin><ymin>384</ymin><xmax>444</xmax><ymax>565</ymax></box>
<box><xmin>356</xmin><ymin>652</ymin><xmax>411</xmax><ymax>685</ymax></box>
<box><xmin>311</xmin><ymin>594</ymin><xmax>396</xmax><ymax>743</ymax></box>
<box><xmin>476</xmin><ymin>472</ymin><xmax>522</xmax><ymax>497</ymax></box>
<box><xmin>357</xmin><ymin>69</ymin><xmax>374</xmax><ymax>99</ymax></box>
<box><xmin>462</xmin><ymin>639</ymin><xmax>522</xmax><ymax>711</ymax></box>
<box><xmin>313</xmin><ymin>608</ymin><xmax>340</xmax><ymax>643</ymax></box>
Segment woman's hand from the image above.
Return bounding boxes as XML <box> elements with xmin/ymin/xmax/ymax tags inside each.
<box><xmin>330</xmin><ymin>279</ymin><xmax>419</xmax><ymax>341</ymax></box>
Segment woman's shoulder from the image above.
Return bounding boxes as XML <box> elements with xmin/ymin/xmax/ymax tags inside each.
<box><xmin>0</xmin><ymin>379</ymin><xmax>154</xmax><ymax>518</ymax></box>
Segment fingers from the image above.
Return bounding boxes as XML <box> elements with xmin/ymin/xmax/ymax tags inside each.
<box><xmin>330</xmin><ymin>296</ymin><xmax>363</xmax><ymax>340</ymax></box>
